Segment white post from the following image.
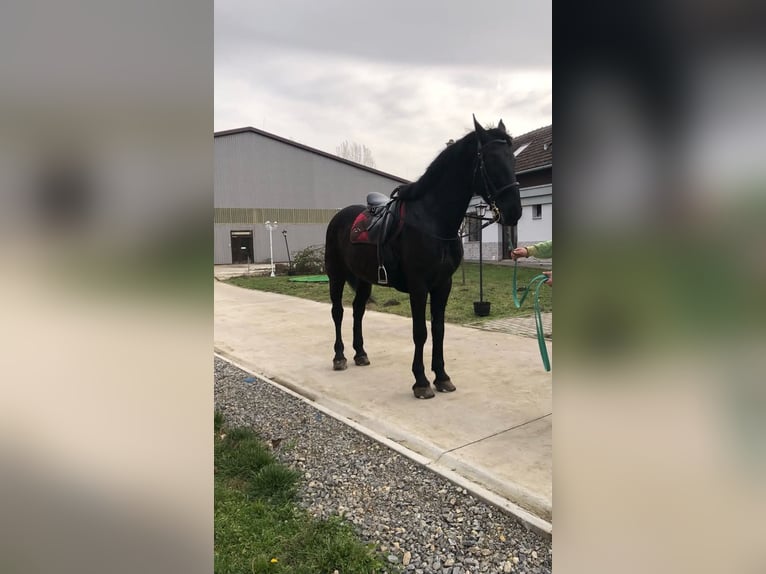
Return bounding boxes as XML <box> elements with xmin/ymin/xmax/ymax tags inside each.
<box><xmin>269</xmin><ymin>227</ymin><xmax>274</xmax><ymax>277</ymax></box>
<box><xmin>265</xmin><ymin>220</ymin><xmax>278</xmax><ymax>277</ymax></box>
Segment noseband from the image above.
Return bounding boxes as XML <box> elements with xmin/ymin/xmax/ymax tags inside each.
<box><xmin>473</xmin><ymin>138</ymin><xmax>519</xmax><ymax>223</ymax></box>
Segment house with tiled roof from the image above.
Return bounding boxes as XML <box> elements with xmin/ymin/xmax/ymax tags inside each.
<box><xmin>513</xmin><ymin>124</ymin><xmax>552</xmax><ymax>249</ymax></box>
<box><xmin>463</xmin><ymin>124</ymin><xmax>552</xmax><ymax>261</ymax></box>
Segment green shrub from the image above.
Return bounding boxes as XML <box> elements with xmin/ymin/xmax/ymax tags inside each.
<box><xmin>291</xmin><ymin>245</ymin><xmax>325</xmax><ymax>275</ymax></box>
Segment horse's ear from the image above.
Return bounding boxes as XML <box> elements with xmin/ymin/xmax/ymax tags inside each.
<box><xmin>473</xmin><ymin>114</ymin><xmax>486</xmax><ymax>138</ymax></box>
<box><xmin>498</xmin><ymin>119</ymin><xmax>507</xmax><ymax>133</ymax></box>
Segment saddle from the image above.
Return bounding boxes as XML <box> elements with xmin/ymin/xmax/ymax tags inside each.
<box><xmin>350</xmin><ymin>190</ymin><xmax>406</xmax><ymax>285</ymax></box>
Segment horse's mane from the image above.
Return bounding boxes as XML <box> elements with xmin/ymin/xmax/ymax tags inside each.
<box><xmin>393</xmin><ymin>123</ymin><xmax>511</xmax><ymax>201</ymax></box>
<box><xmin>394</xmin><ymin>130</ymin><xmax>476</xmax><ymax>201</ymax></box>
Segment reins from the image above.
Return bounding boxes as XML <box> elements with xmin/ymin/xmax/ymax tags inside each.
<box><xmin>511</xmin><ymin>261</ymin><xmax>551</xmax><ymax>371</ymax></box>
<box><xmin>458</xmin><ymin>213</ymin><xmax>498</xmax><ymax>239</ymax></box>
<box><xmin>473</xmin><ymin>138</ymin><xmax>519</xmax><ymax>224</ymax></box>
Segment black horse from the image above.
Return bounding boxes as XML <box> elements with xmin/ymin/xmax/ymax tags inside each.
<box><xmin>324</xmin><ymin>116</ymin><xmax>522</xmax><ymax>399</ymax></box>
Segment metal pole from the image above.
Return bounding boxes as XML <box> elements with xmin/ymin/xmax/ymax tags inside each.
<box><xmin>282</xmin><ymin>229</ymin><xmax>292</xmax><ymax>274</ymax></box>
<box><xmin>479</xmin><ymin>220</ymin><xmax>483</xmax><ymax>302</ymax></box>
<box><xmin>459</xmin><ymin>220</ymin><xmax>466</xmax><ymax>285</ymax></box>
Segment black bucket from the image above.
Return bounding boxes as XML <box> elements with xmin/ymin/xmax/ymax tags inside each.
<box><xmin>473</xmin><ymin>301</ymin><xmax>491</xmax><ymax>317</ymax></box>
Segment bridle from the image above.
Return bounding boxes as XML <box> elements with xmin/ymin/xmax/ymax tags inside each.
<box><xmin>473</xmin><ymin>137</ymin><xmax>520</xmax><ymax>224</ymax></box>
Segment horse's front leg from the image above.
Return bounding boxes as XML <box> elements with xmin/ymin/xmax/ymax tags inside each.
<box><xmin>430</xmin><ymin>278</ymin><xmax>456</xmax><ymax>392</ymax></box>
<box><xmin>409</xmin><ymin>289</ymin><xmax>434</xmax><ymax>399</ymax></box>
<box><xmin>352</xmin><ymin>280</ymin><xmax>371</xmax><ymax>366</ymax></box>
<box><xmin>329</xmin><ymin>275</ymin><xmax>347</xmax><ymax>370</ymax></box>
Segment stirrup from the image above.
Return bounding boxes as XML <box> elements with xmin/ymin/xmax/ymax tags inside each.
<box><xmin>377</xmin><ymin>265</ymin><xmax>388</xmax><ymax>285</ymax></box>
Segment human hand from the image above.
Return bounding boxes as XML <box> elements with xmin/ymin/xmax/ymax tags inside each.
<box><xmin>543</xmin><ymin>271</ymin><xmax>552</xmax><ymax>286</ymax></box>
<box><xmin>510</xmin><ymin>247</ymin><xmax>529</xmax><ymax>260</ymax></box>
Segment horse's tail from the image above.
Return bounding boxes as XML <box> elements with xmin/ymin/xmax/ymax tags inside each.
<box><xmin>325</xmin><ymin>207</ymin><xmax>361</xmax><ymax>293</ymax></box>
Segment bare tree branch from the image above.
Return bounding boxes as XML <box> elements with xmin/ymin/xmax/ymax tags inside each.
<box><xmin>335</xmin><ymin>140</ymin><xmax>377</xmax><ymax>168</ymax></box>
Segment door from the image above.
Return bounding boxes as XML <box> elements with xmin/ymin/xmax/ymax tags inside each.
<box><xmin>230</xmin><ymin>230</ymin><xmax>253</xmax><ymax>264</ymax></box>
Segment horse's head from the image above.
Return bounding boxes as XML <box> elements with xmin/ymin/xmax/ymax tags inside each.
<box><xmin>472</xmin><ymin>115</ymin><xmax>522</xmax><ymax>227</ymax></box>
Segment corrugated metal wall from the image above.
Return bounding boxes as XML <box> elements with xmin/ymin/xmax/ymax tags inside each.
<box><xmin>214</xmin><ymin>131</ymin><xmax>407</xmax><ymax>263</ymax></box>
<box><xmin>215</xmin><ymin>223</ymin><xmax>330</xmax><ymax>265</ymax></box>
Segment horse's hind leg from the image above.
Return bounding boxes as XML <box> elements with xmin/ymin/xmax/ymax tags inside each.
<box><xmin>430</xmin><ymin>278</ymin><xmax>456</xmax><ymax>392</ymax></box>
<box><xmin>352</xmin><ymin>280</ymin><xmax>372</xmax><ymax>366</ymax></box>
<box><xmin>409</xmin><ymin>289</ymin><xmax>435</xmax><ymax>399</ymax></box>
<box><xmin>329</xmin><ymin>275</ymin><xmax>347</xmax><ymax>370</ymax></box>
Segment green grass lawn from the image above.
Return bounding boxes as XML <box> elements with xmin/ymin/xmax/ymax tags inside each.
<box><xmin>226</xmin><ymin>262</ymin><xmax>551</xmax><ymax>326</ymax></box>
<box><xmin>214</xmin><ymin>412</ymin><xmax>394</xmax><ymax>574</ymax></box>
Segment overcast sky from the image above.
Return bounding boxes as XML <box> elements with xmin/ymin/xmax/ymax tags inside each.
<box><xmin>215</xmin><ymin>0</ymin><xmax>551</xmax><ymax>181</ymax></box>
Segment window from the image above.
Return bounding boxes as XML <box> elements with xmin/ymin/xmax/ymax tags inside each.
<box><xmin>513</xmin><ymin>142</ymin><xmax>530</xmax><ymax>157</ymax></box>
<box><xmin>532</xmin><ymin>204</ymin><xmax>543</xmax><ymax>220</ymax></box>
<box><xmin>465</xmin><ymin>216</ymin><xmax>481</xmax><ymax>242</ymax></box>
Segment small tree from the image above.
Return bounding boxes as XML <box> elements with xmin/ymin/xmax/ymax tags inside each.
<box><xmin>336</xmin><ymin>140</ymin><xmax>377</xmax><ymax>168</ymax></box>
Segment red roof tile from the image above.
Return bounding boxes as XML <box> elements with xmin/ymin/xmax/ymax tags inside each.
<box><xmin>512</xmin><ymin>124</ymin><xmax>552</xmax><ymax>173</ymax></box>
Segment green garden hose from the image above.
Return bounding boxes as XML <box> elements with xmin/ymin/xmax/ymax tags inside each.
<box><xmin>512</xmin><ymin>262</ymin><xmax>551</xmax><ymax>372</ymax></box>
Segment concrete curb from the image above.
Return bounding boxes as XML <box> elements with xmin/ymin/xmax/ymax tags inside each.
<box><xmin>215</xmin><ymin>350</ymin><xmax>553</xmax><ymax>539</ymax></box>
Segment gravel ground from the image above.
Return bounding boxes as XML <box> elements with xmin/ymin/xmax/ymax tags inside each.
<box><xmin>215</xmin><ymin>357</ymin><xmax>552</xmax><ymax>574</ymax></box>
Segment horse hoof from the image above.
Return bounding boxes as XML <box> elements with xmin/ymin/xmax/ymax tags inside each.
<box><xmin>354</xmin><ymin>355</ymin><xmax>370</xmax><ymax>366</ymax></box>
<box><xmin>413</xmin><ymin>385</ymin><xmax>435</xmax><ymax>399</ymax></box>
<box><xmin>434</xmin><ymin>379</ymin><xmax>456</xmax><ymax>392</ymax></box>
<box><xmin>333</xmin><ymin>359</ymin><xmax>347</xmax><ymax>371</ymax></box>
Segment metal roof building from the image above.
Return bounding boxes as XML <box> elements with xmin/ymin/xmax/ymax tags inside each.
<box><xmin>214</xmin><ymin>127</ymin><xmax>408</xmax><ymax>265</ymax></box>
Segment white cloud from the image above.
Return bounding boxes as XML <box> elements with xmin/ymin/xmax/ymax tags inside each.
<box><xmin>215</xmin><ymin>1</ymin><xmax>551</xmax><ymax>180</ymax></box>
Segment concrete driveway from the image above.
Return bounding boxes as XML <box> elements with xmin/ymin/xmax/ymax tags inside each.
<box><xmin>214</xmin><ymin>280</ymin><xmax>552</xmax><ymax>531</ymax></box>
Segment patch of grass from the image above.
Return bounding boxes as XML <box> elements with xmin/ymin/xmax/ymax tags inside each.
<box><xmin>227</xmin><ymin>262</ymin><xmax>552</xmax><ymax>325</ymax></box>
<box><xmin>249</xmin><ymin>463</ymin><xmax>300</xmax><ymax>501</ymax></box>
<box><xmin>286</xmin><ymin>516</ymin><xmax>387</xmax><ymax>572</ymax></box>
<box><xmin>215</xmin><ymin>415</ymin><xmax>394</xmax><ymax>574</ymax></box>
<box><xmin>224</xmin><ymin>427</ymin><xmax>261</xmax><ymax>444</ymax></box>
<box><xmin>216</xmin><ymin>433</ymin><xmax>276</xmax><ymax>481</ymax></box>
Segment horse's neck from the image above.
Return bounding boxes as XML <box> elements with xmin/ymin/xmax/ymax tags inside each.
<box><xmin>417</xmin><ymin>153</ymin><xmax>475</xmax><ymax>236</ymax></box>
